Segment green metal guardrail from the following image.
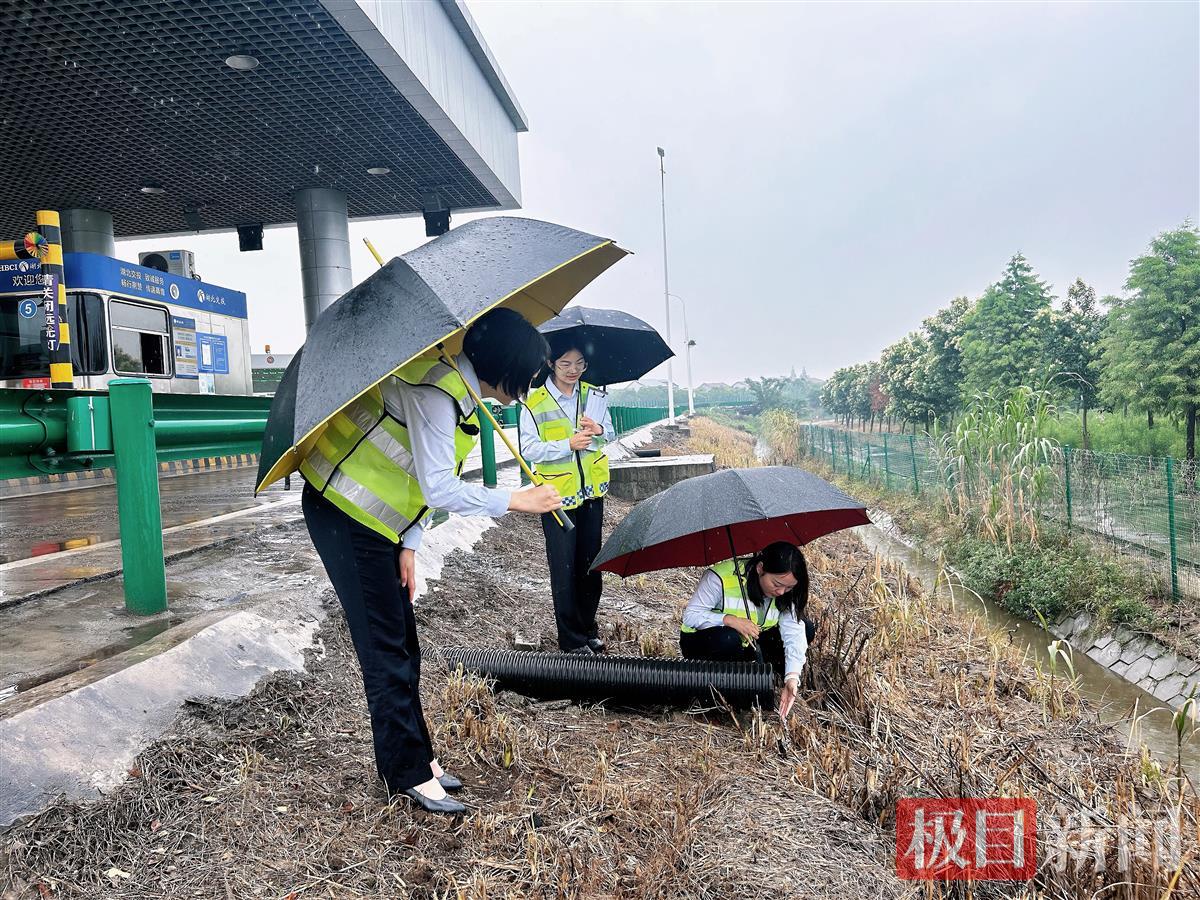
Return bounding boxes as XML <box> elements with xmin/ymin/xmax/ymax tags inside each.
<box><xmin>2</xmin><ymin>384</ymin><xmax>271</xmax><ymax>616</ymax></box>
<box><xmin>0</xmin><ymin>387</ymin><xmax>270</xmax><ymax>481</ymax></box>
<box><xmin>612</xmin><ymin>406</ymin><xmax>669</xmax><ymax>434</ymax></box>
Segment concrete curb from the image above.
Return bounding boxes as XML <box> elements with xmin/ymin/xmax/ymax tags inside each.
<box><xmin>0</xmin><ymin>594</ymin><xmax>325</xmax><ymax>827</ymax></box>
<box><xmin>0</xmin><ymin>510</ymin><xmax>500</xmax><ymax>827</ymax></box>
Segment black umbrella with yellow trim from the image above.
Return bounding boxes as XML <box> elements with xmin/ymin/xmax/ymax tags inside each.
<box><xmin>256</xmin><ymin>217</ymin><xmax>628</xmax><ymax>503</ymax></box>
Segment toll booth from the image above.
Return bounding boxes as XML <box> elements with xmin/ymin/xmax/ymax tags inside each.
<box><xmin>0</xmin><ymin>253</ymin><xmax>251</xmax><ymax>394</ymax></box>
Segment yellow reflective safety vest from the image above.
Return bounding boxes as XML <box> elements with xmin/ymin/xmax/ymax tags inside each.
<box><xmin>299</xmin><ymin>357</ymin><xmax>479</xmax><ymax>543</ymax></box>
<box><xmin>522</xmin><ymin>382</ymin><xmax>609</xmax><ymax>510</ymax></box>
<box><xmin>680</xmin><ymin>559</ymin><xmax>781</xmax><ymax>645</ymax></box>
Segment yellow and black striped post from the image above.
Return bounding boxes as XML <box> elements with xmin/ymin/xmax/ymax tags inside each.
<box><xmin>35</xmin><ymin>210</ymin><xmax>74</xmax><ymax>389</ymax></box>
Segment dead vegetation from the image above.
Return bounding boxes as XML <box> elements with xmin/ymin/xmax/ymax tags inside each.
<box><xmin>687</xmin><ymin>417</ymin><xmax>759</xmax><ymax>469</ymax></box>
<box><xmin>2</xmin><ymin>421</ymin><xmax>1197</xmax><ymax>899</ymax></box>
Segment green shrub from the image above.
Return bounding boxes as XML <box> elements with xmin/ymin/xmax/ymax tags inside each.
<box><xmin>945</xmin><ymin>530</ymin><xmax>1157</xmax><ymax>627</ymax></box>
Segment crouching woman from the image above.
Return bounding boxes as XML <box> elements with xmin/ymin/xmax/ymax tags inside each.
<box><xmin>679</xmin><ymin>541</ymin><xmax>815</xmax><ymax>718</ymax></box>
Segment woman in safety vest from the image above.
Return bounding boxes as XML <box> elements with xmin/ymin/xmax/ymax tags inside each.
<box><xmin>680</xmin><ymin>542</ymin><xmax>816</xmax><ymax>718</ymax></box>
<box><xmin>518</xmin><ymin>343</ymin><xmax>615</xmax><ymax>654</ymax></box>
<box><xmin>301</xmin><ymin>308</ymin><xmax>562</xmax><ymax>815</ymax></box>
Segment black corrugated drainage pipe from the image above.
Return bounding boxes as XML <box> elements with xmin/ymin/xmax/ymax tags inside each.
<box><xmin>441</xmin><ymin>647</ymin><xmax>773</xmax><ymax>708</ymax></box>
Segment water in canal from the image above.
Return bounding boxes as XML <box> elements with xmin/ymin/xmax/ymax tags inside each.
<box><xmin>855</xmin><ymin>519</ymin><xmax>1199</xmax><ymax>777</ymax></box>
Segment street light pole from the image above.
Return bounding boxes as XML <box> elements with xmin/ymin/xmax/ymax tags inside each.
<box><xmin>657</xmin><ymin>146</ymin><xmax>676</xmax><ymax>425</ymax></box>
<box><xmin>669</xmin><ymin>293</ymin><xmax>695</xmax><ymax>415</ymax></box>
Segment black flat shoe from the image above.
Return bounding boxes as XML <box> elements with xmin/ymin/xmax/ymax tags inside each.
<box><xmin>586</xmin><ymin>637</ymin><xmax>606</xmax><ymax>653</ymax></box>
<box><xmin>402</xmin><ymin>787</ymin><xmax>466</xmax><ymax>815</ymax></box>
<box><xmin>437</xmin><ymin>772</ymin><xmax>464</xmax><ymax>792</ymax></box>
<box><xmin>565</xmin><ymin>645</ymin><xmax>594</xmax><ymax>655</ymax></box>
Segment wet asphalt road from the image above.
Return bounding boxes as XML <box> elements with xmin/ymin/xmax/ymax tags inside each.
<box><xmin>0</xmin><ymin>466</ymin><xmax>293</xmax><ymax>564</ymax></box>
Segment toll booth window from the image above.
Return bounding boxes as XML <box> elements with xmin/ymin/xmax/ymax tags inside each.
<box><xmin>110</xmin><ymin>300</ymin><xmax>170</xmax><ymax>376</ymax></box>
<box><xmin>0</xmin><ymin>295</ymin><xmax>50</xmax><ymax>379</ymax></box>
<box><xmin>68</xmin><ymin>292</ymin><xmax>108</xmax><ymax>375</ymax></box>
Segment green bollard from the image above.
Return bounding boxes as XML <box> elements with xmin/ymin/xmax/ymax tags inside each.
<box><xmin>480</xmin><ymin>405</ymin><xmax>498</xmax><ymax>488</ymax></box>
<box><xmin>109</xmin><ymin>378</ymin><xmax>167</xmax><ymax>615</ymax></box>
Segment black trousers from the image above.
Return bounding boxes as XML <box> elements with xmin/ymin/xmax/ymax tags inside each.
<box><xmin>542</xmin><ymin>498</ymin><xmax>604</xmax><ymax>651</ymax></box>
<box><xmin>679</xmin><ymin>619</ymin><xmax>817</xmax><ymax>676</ymax></box>
<box><xmin>302</xmin><ymin>483</ymin><xmax>433</xmax><ymax>794</ymax></box>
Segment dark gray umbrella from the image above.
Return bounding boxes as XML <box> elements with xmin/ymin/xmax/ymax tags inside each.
<box><xmin>257</xmin><ymin>217</ymin><xmax>628</xmax><ymax>491</ymax></box>
<box><xmin>537</xmin><ymin>306</ymin><xmax>673</xmax><ymax>386</ymax></box>
<box><xmin>591</xmin><ymin>466</ymin><xmax>870</xmax><ymax>577</ymax></box>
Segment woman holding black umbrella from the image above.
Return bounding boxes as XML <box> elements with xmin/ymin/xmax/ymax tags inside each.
<box><xmin>259</xmin><ymin>219</ymin><xmax>631</xmax><ymax>816</ymax></box>
<box><xmin>518</xmin><ymin>307</ymin><xmax>672</xmax><ymax>654</ymax></box>
<box><xmin>302</xmin><ymin>308</ymin><xmax>562</xmax><ymax>814</ymax></box>
<box><xmin>519</xmin><ymin>341</ymin><xmax>616</xmax><ymax>654</ymax></box>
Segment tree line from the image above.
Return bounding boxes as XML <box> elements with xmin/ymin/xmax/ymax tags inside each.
<box><xmin>819</xmin><ymin>223</ymin><xmax>1199</xmax><ymax>461</ymax></box>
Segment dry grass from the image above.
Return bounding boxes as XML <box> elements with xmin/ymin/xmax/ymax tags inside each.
<box><xmin>3</xmin><ymin>421</ymin><xmax>1197</xmax><ymax>899</ymax></box>
<box><xmin>688</xmin><ymin>417</ymin><xmax>758</xmax><ymax>469</ymax></box>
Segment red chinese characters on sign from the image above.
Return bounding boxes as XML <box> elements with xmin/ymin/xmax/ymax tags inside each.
<box><xmin>896</xmin><ymin>798</ymin><xmax>1037</xmax><ymax>880</ymax></box>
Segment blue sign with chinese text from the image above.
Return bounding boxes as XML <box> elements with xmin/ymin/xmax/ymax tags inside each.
<box><xmin>0</xmin><ymin>253</ymin><xmax>247</xmax><ymax>319</ymax></box>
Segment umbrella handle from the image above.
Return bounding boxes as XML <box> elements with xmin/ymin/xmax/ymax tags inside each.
<box><xmin>440</xmin><ymin>354</ymin><xmax>573</xmax><ymax>533</ymax></box>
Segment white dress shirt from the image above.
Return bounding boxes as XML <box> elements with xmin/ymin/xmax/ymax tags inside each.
<box><xmin>518</xmin><ymin>377</ymin><xmax>615</xmax><ymax>463</ymax></box>
<box><xmin>682</xmin><ymin>569</ymin><xmax>809</xmax><ymax>678</ymax></box>
<box><xmin>390</xmin><ymin>354</ymin><xmax>511</xmax><ymax>552</ymax></box>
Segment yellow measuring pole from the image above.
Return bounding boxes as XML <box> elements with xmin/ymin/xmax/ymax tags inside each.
<box><xmin>363</xmin><ymin>237</ymin><xmax>385</xmax><ymax>267</ymax></box>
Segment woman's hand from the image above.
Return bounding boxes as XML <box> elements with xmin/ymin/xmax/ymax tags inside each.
<box><xmin>397</xmin><ymin>548</ymin><xmax>417</xmax><ymax>601</ymax></box>
<box><xmin>779</xmin><ymin>676</ymin><xmax>799</xmax><ymax>720</ymax></box>
<box><xmin>722</xmin><ymin>614</ymin><xmax>760</xmax><ymax>642</ymax></box>
<box><xmin>509</xmin><ymin>483</ymin><xmax>563</xmax><ymax>514</ymax></box>
<box><xmin>579</xmin><ymin>415</ymin><xmax>603</xmax><ymax>437</ymax></box>
<box><xmin>569</xmin><ymin>431</ymin><xmax>593</xmax><ymax>451</ymax></box>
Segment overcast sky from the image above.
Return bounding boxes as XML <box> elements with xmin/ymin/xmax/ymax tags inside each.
<box><xmin>122</xmin><ymin>0</ymin><xmax>1200</xmax><ymax>384</ymax></box>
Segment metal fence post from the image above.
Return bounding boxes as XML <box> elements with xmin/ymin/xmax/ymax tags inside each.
<box><xmin>909</xmin><ymin>434</ymin><xmax>920</xmax><ymax>495</ymax></box>
<box><xmin>883</xmin><ymin>433</ymin><xmax>891</xmax><ymax>490</ymax></box>
<box><xmin>1063</xmin><ymin>445</ymin><xmax>1073</xmax><ymax>531</ymax></box>
<box><xmin>1166</xmin><ymin>457</ymin><xmax>1179</xmax><ymax>602</ymax></box>
<box><xmin>844</xmin><ymin>433</ymin><xmax>852</xmax><ymax>474</ymax></box>
<box><xmin>109</xmin><ymin>378</ymin><xmax>167</xmax><ymax>615</ymax></box>
<box><xmin>479</xmin><ymin>405</ymin><xmax>497</xmax><ymax>487</ymax></box>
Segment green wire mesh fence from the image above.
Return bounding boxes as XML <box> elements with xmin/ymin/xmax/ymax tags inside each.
<box><xmin>801</xmin><ymin>424</ymin><xmax>1200</xmax><ymax>602</ymax></box>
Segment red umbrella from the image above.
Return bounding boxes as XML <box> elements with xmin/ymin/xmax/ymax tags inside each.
<box><xmin>591</xmin><ymin>466</ymin><xmax>870</xmax><ymax>577</ymax></box>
